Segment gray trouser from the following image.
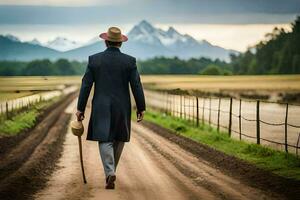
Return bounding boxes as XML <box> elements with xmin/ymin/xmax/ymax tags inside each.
<box><xmin>98</xmin><ymin>141</ymin><xmax>125</xmax><ymax>178</ymax></box>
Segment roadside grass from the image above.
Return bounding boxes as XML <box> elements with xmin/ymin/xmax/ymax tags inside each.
<box><xmin>0</xmin><ymin>97</ymin><xmax>60</xmax><ymax>136</ymax></box>
<box><xmin>143</xmin><ymin>109</ymin><xmax>300</xmax><ymax>180</ymax></box>
<box><xmin>0</xmin><ymin>110</ymin><xmax>38</xmax><ymax>135</ymax></box>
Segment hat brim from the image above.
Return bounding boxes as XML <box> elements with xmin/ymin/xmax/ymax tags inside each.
<box><xmin>99</xmin><ymin>33</ymin><xmax>128</xmax><ymax>42</ymax></box>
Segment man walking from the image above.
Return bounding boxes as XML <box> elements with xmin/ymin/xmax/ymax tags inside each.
<box><xmin>76</xmin><ymin>27</ymin><xmax>146</xmax><ymax>189</ymax></box>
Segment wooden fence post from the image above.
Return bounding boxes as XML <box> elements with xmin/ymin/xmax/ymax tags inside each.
<box><xmin>173</xmin><ymin>95</ymin><xmax>176</xmax><ymax>117</ymax></box>
<box><xmin>189</xmin><ymin>97</ymin><xmax>191</xmax><ymax>122</ymax></box>
<box><xmin>165</xmin><ymin>93</ymin><xmax>168</xmax><ymax>114</ymax></box>
<box><xmin>180</xmin><ymin>95</ymin><xmax>182</xmax><ymax>119</ymax></box>
<box><xmin>196</xmin><ymin>97</ymin><xmax>199</xmax><ymax>127</ymax></box>
<box><xmin>186</xmin><ymin>96</ymin><xmax>189</xmax><ymax>120</ymax></box>
<box><xmin>256</xmin><ymin>100</ymin><xmax>260</xmax><ymax>145</ymax></box>
<box><xmin>296</xmin><ymin>133</ymin><xmax>300</xmax><ymax>157</ymax></box>
<box><xmin>184</xmin><ymin>96</ymin><xmax>186</xmax><ymax>120</ymax></box>
<box><xmin>187</xmin><ymin>97</ymin><xmax>189</xmax><ymax>121</ymax></box>
<box><xmin>170</xmin><ymin>94</ymin><xmax>172</xmax><ymax>116</ymax></box>
<box><xmin>284</xmin><ymin>103</ymin><xmax>289</xmax><ymax>153</ymax></box>
<box><xmin>168</xmin><ymin>94</ymin><xmax>171</xmax><ymax>115</ymax></box>
<box><xmin>186</xmin><ymin>96</ymin><xmax>191</xmax><ymax>121</ymax></box>
<box><xmin>209</xmin><ymin>98</ymin><xmax>211</xmax><ymax>126</ymax></box>
<box><xmin>228</xmin><ymin>98</ymin><xmax>233</xmax><ymax>137</ymax></box>
<box><xmin>11</xmin><ymin>100</ymin><xmax>14</xmax><ymax>113</ymax></box>
<box><xmin>192</xmin><ymin>97</ymin><xmax>195</xmax><ymax>124</ymax></box>
<box><xmin>239</xmin><ymin>99</ymin><xmax>242</xmax><ymax>140</ymax></box>
<box><xmin>164</xmin><ymin>93</ymin><xmax>168</xmax><ymax>115</ymax></box>
<box><xmin>166</xmin><ymin>93</ymin><xmax>169</xmax><ymax>115</ymax></box>
<box><xmin>172</xmin><ymin>95</ymin><xmax>174</xmax><ymax>116</ymax></box>
<box><xmin>192</xmin><ymin>97</ymin><xmax>195</xmax><ymax>125</ymax></box>
<box><xmin>217</xmin><ymin>98</ymin><xmax>221</xmax><ymax>132</ymax></box>
<box><xmin>202</xmin><ymin>98</ymin><xmax>205</xmax><ymax>125</ymax></box>
<box><xmin>174</xmin><ymin>95</ymin><xmax>177</xmax><ymax>117</ymax></box>
<box><xmin>6</xmin><ymin>102</ymin><xmax>9</xmax><ymax>119</ymax></box>
<box><xmin>0</xmin><ymin>103</ymin><xmax>2</xmax><ymax>122</ymax></box>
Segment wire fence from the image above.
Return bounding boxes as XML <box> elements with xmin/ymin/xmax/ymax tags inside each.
<box><xmin>0</xmin><ymin>86</ymin><xmax>78</xmax><ymax>123</ymax></box>
<box><xmin>145</xmin><ymin>90</ymin><xmax>300</xmax><ymax>155</ymax></box>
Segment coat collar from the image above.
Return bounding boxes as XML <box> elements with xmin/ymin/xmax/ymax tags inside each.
<box><xmin>105</xmin><ymin>46</ymin><xmax>121</xmax><ymax>52</ymax></box>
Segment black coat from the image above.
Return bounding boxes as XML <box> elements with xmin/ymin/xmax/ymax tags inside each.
<box><xmin>77</xmin><ymin>47</ymin><xmax>146</xmax><ymax>142</ymax></box>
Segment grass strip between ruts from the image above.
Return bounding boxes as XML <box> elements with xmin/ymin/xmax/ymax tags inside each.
<box><xmin>0</xmin><ymin>97</ymin><xmax>60</xmax><ymax>136</ymax></box>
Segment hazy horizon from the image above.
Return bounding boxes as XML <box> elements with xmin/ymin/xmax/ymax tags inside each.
<box><xmin>0</xmin><ymin>22</ymin><xmax>292</xmax><ymax>52</ymax></box>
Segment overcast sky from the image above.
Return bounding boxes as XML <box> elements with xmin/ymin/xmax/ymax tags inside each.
<box><xmin>0</xmin><ymin>0</ymin><xmax>126</xmax><ymax>6</ymax></box>
<box><xmin>0</xmin><ymin>0</ymin><xmax>300</xmax><ymax>12</ymax></box>
<box><xmin>0</xmin><ymin>0</ymin><xmax>299</xmax><ymax>24</ymax></box>
<box><xmin>0</xmin><ymin>0</ymin><xmax>299</xmax><ymax>51</ymax></box>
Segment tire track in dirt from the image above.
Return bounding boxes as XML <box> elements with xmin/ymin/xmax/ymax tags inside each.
<box><xmin>0</xmin><ymin>93</ymin><xmax>77</xmax><ymax>200</ymax></box>
<box><xmin>141</xmin><ymin>120</ymin><xmax>300</xmax><ymax>200</ymax></box>
<box><xmin>132</xmin><ymin>124</ymin><xmax>278</xmax><ymax>200</ymax></box>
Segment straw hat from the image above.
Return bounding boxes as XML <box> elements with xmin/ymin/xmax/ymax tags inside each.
<box><xmin>70</xmin><ymin>120</ymin><xmax>84</xmax><ymax>136</ymax></box>
<box><xmin>99</xmin><ymin>27</ymin><xmax>128</xmax><ymax>42</ymax></box>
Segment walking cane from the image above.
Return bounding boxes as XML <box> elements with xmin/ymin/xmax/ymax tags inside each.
<box><xmin>71</xmin><ymin>120</ymin><xmax>87</xmax><ymax>184</ymax></box>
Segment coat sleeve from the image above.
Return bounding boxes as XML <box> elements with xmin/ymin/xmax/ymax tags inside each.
<box><xmin>77</xmin><ymin>56</ymin><xmax>94</xmax><ymax>113</ymax></box>
<box><xmin>129</xmin><ymin>58</ymin><xmax>146</xmax><ymax>112</ymax></box>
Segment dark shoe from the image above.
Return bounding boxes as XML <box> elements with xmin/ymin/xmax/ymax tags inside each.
<box><xmin>105</xmin><ymin>175</ymin><xmax>116</xmax><ymax>189</ymax></box>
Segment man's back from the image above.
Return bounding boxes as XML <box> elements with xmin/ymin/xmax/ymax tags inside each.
<box><xmin>77</xmin><ymin>46</ymin><xmax>145</xmax><ymax>142</ymax></box>
<box><xmin>90</xmin><ymin>47</ymin><xmax>135</xmax><ymax>102</ymax></box>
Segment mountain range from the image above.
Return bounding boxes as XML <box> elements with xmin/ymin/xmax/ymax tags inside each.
<box><xmin>0</xmin><ymin>20</ymin><xmax>237</xmax><ymax>61</ymax></box>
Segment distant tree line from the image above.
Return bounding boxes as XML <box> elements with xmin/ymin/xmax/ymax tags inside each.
<box><xmin>0</xmin><ymin>56</ymin><xmax>232</xmax><ymax>76</ymax></box>
<box><xmin>230</xmin><ymin>16</ymin><xmax>300</xmax><ymax>74</ymax></box>
<box><xmin>137</xmin><ymin>57</ymin><xmax>232</xmax><ymax>75</ymax></box>
<box><xmin>0</xmin><ymin>59</ymin><xmax>86</xmax><ymax>76</ymax></box>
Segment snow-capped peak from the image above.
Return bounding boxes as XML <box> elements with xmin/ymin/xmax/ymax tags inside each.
<box><xmin>46</xmin><ymin>37</ymin><xmax>81</xmax><ymax>52</ymax></box>
<box><xmin>5</xmin><ymin>34</ymin><xmax>20</xmax><ymax>42</ymax></box>
<box><xmin>128</xmin><ymin>20</ymin><xmax>162</xmax><ymax>46</ymax></box>
<box><xmin>127</xmin><ymin>20</ymin><xmax>200</xmax><ymax>48</ymax></box>
<box><xmin>28</xmin><ymin>38</ymin><xmax>42</xmax><ymax>46</ymax></box>
<box><xmin>137</xmin><ymin>20</ymin><xmax>156</xmax><ymax>33</ymax></box>
<box><xmin>166</xmin><ymin>27</ymin><xmax>179</xmax><ymax>36</ymax></box>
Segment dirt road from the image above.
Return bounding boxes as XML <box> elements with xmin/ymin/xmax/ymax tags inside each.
<box><xmin>34</xmin><ymin>98</ymin><xmax>281</xmax><ymax>200</ymax></box>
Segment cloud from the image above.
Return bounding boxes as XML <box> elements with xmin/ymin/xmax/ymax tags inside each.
<box><xmin>0</xmin><ymin>0</ymin><xmax>128</xmax><ymax>7</ymax></box>
<box><xmin>0</xmin><ymin>0</ymin><xmax>299</xmax><ymax>25</ymax></box>
<box><xmin>0</xmin><ymin>0</ymin><xmax>300</xmax><ymax>13</ymax></box>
